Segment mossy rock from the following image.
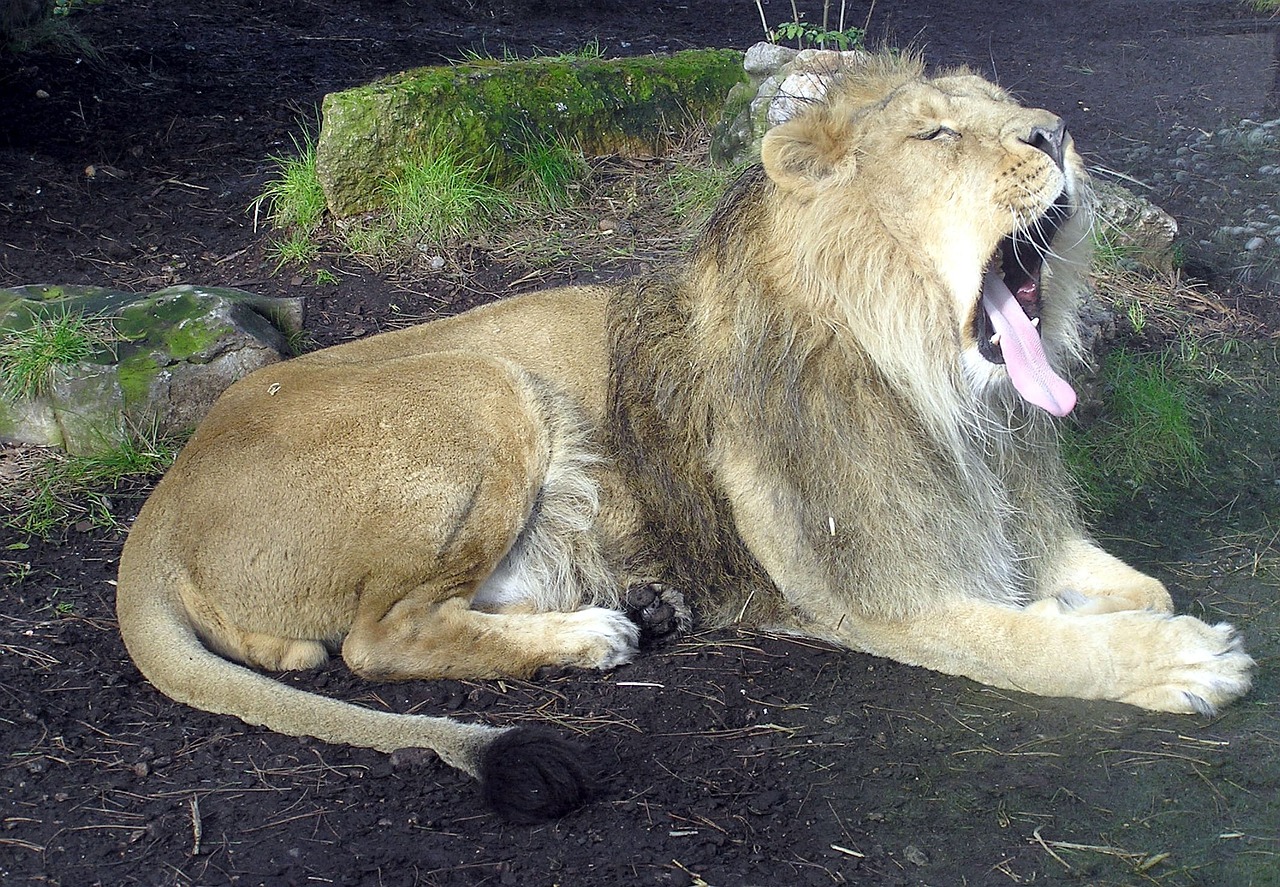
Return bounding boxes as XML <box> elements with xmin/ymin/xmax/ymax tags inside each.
<box><xmin>317</xmin><ymin>49</ymin><xmax>746</xmax><ymax>217</ymax></box>
<box><xmin>0</xmin><ymin>285</ymin><xmax>303</xmax><ymax>454</ymax></box>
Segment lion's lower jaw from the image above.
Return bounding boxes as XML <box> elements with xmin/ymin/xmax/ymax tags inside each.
<box><xmin>961</xmin><ymin>347</ymin><xmax>1034</xmax><ymax>413</ymax></box>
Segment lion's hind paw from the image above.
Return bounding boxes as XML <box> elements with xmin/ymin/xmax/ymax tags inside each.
<box><xmin>625</xmin><ymin>582</ymin><xmax>692</xmax><ymax>647</ymax></box>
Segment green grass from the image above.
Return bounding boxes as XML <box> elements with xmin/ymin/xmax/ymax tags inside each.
<box><xmin>253</xmin><ymin>134</ymin><xmax>326</xmax><ymax>232</ymax></box>
<box><xmin>0</xmin><ymin>311</ymin><xmax>116</xmax><ymax>400</ymax></box>
<box><xmin>514</xmin><ymin>135</ymin><xmax>590</xmax><ymax>210</ymax></box>
<box><xmin>1062</xmin><ymin>346</ymin><xmax>1205</xmax><ymax>511</ymax></box>
<box><xmin>5</xmin><ymin>434</ymin><xmax>179</xmax><ymax>538</ymax></box>
<box><xmin>1090</xmin><ymin>226</ymin><xmax>1139</xmax><ymax>271</ymax></box>
<box><xmin>266</xmin><ymin>228</ymin><xmax>321</xmax><ymax>268</ymax></box>
<box><xmin>252</xmin><ymin>133</ymin><xmax>327</xmax><ymax>267</ymax></box>
<box><xmin>460</xmin><ymin>38</ymin><xmax>605</xmax><ymax>63</ymax></box>
<box><xmin>537</xmin><ymin>38</ymin><xmax>605</xmax><ymax>61</ymax></box>
<box><xmin>380</xmin><ymin>145</ymin><xmax>513</xmax><ymax>244</ymax></box>
<box><xmin>664</xmin><ymin>161</ymin><xmax>746</xmax><ymax>222</ymax></box>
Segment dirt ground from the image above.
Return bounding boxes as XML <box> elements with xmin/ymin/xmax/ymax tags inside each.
<box><xmin>2</xmin><ymin>1</ymin><xmax>1279</xmax><ymax>885</ymax></box>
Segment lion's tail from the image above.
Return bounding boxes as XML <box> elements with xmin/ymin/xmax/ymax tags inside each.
<box><xmin>114</xmin><ymin>566</ymin><xmax>592</xmax><ymax>823</ymax></box>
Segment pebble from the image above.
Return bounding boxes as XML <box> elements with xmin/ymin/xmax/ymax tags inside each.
<box><xmin>1245</xmin><ymin>236</ymin><xmax>1266</xmax><ymax>251</ymax></box>
<box><xmin>904</xmin><ymin>844</ymin><xmax>930</xmax><ymax>866</ymax></box>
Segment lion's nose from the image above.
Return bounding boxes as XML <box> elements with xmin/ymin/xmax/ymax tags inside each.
<box><xmin>1024</xmin><ymin>120</ymin><xmax>1067</xmax><ymax>169</ymax></box>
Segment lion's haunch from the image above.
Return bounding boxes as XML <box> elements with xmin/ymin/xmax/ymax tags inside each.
<box><xmin>981</xmin><ymin>269</ymin><xmax>1077</xmax><ymax>416</ymax></box>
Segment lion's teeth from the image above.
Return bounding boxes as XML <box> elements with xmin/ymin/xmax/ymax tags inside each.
<box><xmin>990</xmin><ymin>333</ymin><xmax>1001</xmax><ymax>347</ymax></box>
<box><xmin>1031</xmin><ymin>317</ymin><xmax>1040</xmax><ymax>328</ymax></box>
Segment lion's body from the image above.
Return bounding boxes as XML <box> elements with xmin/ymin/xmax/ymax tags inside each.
<box><xmin>116</xmin><ymin>54</ymin><xmax>1253</xmax><ymax>820</ymax></box>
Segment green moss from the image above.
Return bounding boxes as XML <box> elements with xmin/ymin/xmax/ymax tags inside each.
<box><xmin>318</xmin><ymin>49</ymin><xmax>746</xmax><ymax>216</ymax></box>
<box><xmin>115</xmin><ymin>291</ymin><xmax>230</xmax><ymax>360</ymax></box>
<box><xmin>166</xmin><ymin>318</ymin><xmax>229</xmax><ymax>361</ymax></box>
<box><xmin>116</xmin><ymin>353</ymin><xmax>159</xmax><ymax>408</ymax></box>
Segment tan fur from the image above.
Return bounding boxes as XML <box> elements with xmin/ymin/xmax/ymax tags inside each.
<box><xmin>117</xmin><ymin>55</ymin><xmax>1253</xmax><ymax>802</ymax></box>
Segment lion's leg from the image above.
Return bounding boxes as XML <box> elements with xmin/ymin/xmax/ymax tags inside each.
<box><xmin>1030</xmin><ymin>538</ymin><xmax>1174</xmax><ymax>615</ymax></box>
<box><xmin>826</xmin><ymin>596</ymin><xmax>1252</xmax><ymax>714</ymax></box>
<box><xmin>342</xmin><ymin>592</ymin><xmax>637</xmax><ymax>681</ymax></box>
<box><xmin>338</xmin><ymin>419</ymin><xmax>637</xmax><ymax>682</ymax></box>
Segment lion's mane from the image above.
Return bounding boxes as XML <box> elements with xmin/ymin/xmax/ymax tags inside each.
<box><xmin>608</xmin><ymin>57</ymin><xmax>1089</xmax><ymax>629</ymax></box>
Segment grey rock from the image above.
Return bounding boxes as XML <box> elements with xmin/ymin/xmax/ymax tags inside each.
<box><xmin>0</xmin><ymin>285</ymin><xmax>303</xmax><ymax>454</ymax></box>
<box><xmin>744</xmin><ymin>41</ymin><xmax>798</xmax><ymax>76</ymax></box>
<box><xmin>710</xmin><ymin>42</ymin><xmax>873</xmax><ymax>165</ymax></box>
<box><xmin>1091</xmin><ymin>180</ymin><xmax>1180</xmax><ymax>273</ymax></box>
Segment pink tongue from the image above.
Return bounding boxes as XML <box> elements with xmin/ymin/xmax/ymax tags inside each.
<box><xmin>980</xmin><ymin>270</ymin><xmax>1076</xmax><ymax>416</ymax></box>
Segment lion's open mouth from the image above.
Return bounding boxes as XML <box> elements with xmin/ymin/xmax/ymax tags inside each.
<box><xmin>974</xmin><ymin>192</ymin><xmax>1077</xmax><ymax>417</ymax></box>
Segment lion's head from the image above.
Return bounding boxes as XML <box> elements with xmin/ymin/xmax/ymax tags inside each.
<box><xmin>755</xmin><ymin>54</ymin><xmax>1091</xmax><ymax>421</ymax></box>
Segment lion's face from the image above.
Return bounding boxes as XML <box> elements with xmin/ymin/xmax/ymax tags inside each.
<box><xmin>761</xmin><ymin>59</ymin><xmax>1089</xmax><ymax>417</ymax></box>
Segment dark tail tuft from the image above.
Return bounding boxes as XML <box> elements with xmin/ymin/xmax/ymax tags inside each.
<box><xmin>479</xmin><ymin>726</ymin><xmax>593</xmax><ymax>823</ymax></box>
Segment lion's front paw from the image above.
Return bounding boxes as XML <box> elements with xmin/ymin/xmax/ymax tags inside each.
<box><xmin>1118</xmin><ymin>616</ymin><xmax>1254</xmax><ymax>715</ymax></box>
<box><xmin>625</xmin><ymin>582</ymin><xmax>692</xmax><ymax>646</ymax></box>
<box><xmin>560</xmin><ymin>607</ymin><xmax>641</xmax><ymax>670</ymax></box>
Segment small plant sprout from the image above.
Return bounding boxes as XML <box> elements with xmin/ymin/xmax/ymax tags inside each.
<box><xmin>1125</xmin><ymin>299</ymin><xmax>1147</xmax><ymax>334</ymax></box>
<box><xmin>0</xmin><ymin>310</ymin><xmax>117</xmax><ymax>401</ymax></box>
<box><xmin>3</xmin><ymin>558</ymin><xmax>32</xmax><ymax>585</ymax></box>
<box><xmin>755</xmin><ymin>1</ymin><xmax>868</xmax><ymax>51</ymax></box>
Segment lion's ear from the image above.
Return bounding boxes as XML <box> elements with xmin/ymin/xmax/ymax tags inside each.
<box><xmin>761</xmin><ymin>109</ymin><xmax>854</xmax><ymax>196</ymax></box>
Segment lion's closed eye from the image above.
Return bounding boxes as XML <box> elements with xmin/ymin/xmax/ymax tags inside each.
<box><xmin>916</xmin><ymin>125</ymin><xmax>961</xmax><ymax>141</ymax></box>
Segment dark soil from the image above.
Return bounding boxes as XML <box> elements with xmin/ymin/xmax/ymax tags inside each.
<box><xmin>2</xmin><ymin>2</ymin><xmax>1279</xmax><ymax>886</ymax></box>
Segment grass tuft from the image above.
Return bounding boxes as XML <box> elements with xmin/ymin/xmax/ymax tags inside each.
<box><xmin>1063</xmin><ymin>346</ymin><xmax>1205</xmax><ymax>511</ymax></box>
<box><xmin>381</xmin><ymin>144</ymin><xmax>513</xmax><ymax>244</ymax></box>
<box><xmin>4</xmin><ymin>434</ymin><xmax>179</xmax><ymax>538</ymax></box>
<box><xmin>266</xmin><ymin>228</ymin><xmax>322</xmax><ymax>268</ymax></box>
<box><xmin>252</xmin><ymin>133</ymin><xmax>327</xmax><ymax>267</ymax></box>
<box><xmin>514</xmin><ymin>135</ymin><xmax>590</xmax><ymax>210</ymax></box>
<box><xmin>253</xmin><ymin>134</ymin><xmax>326</xmax><ymax>232</ymax></box>
<box><xmin>0</xmin><ymin>311</ymin><xmax>116</xmax><ymax>400</ymax></box>
<box><xmin>664</xmin><ymin>160</ymin><xmax>747</xmax><ymax>226</ymax></box>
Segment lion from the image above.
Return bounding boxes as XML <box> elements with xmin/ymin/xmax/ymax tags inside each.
<box><xmin>116</xmin><ymin>53</ymin><xmax>1254</xmax><ymax>823</ymax></box>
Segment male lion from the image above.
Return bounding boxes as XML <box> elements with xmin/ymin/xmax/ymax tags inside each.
<box><xmin>117</xmin><ymin>54</ymin><xmax>1254</xmax><ymax>821</ymax></box>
